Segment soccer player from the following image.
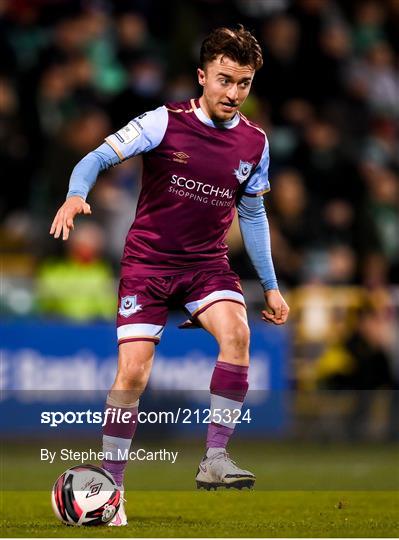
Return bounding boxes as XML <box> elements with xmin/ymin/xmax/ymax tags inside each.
<box><xmin>50</xmin><ymin>25</ymin><xmax>289</xmax><ymax>526</ymax></box>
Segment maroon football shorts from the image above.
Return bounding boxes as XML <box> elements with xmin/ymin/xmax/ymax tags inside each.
<box><xmin>116</xmin><ymin>266</ymin><xmax>245</xmax><ymax>345</ymax></box>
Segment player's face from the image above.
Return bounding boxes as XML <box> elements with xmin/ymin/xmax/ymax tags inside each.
<box><xmin>198</xmin><ymin>55</ymin><xmax>255</xmax><ymax>121</ymax></box>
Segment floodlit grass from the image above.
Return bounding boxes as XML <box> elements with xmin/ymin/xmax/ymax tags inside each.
<box><xmin>1</xmin><ymin>490</ymin><xmax>398</xmax><ymax>537</ymax></box>
<box><xmin>1</xmin><ymin>440</ymin><xmax>398</xmax><ymax>537</ymax></box>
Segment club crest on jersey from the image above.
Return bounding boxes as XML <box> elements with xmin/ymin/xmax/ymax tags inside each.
<box><xmin>233</xmin><ymin>161</ymin><xmax>253</xmax><ymax>183</ymax></box>
<box><xmin>119</xmin><ymin>295</ymin><xmax>142</xmax><ymax>317</ymax></box>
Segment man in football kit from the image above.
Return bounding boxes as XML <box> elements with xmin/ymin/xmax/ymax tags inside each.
<box><xmin>50</xmin><ymin>26</ymin><xmax>289</xmax><ymax>525</ymax></box>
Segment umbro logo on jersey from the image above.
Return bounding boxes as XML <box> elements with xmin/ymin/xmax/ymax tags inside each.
<box><xmin>233</xmin><ymin>160</ymin><xmax>254</xmax><ymax>183</ymax></box>
<box><xmin>119</xmin><ymin>295</ymin><xmax>142</xmax><ymax>317</ymax></box>
<box><xmin>172</xmin><ymin>151</ymin><xmax>190</xmax><ymax>164</ymax></box>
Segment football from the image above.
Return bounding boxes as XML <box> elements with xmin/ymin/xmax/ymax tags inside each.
<box><xmin>51</xmin><ymin>465</ymin><xmax>120</xmax><ymax>526</ymax></box>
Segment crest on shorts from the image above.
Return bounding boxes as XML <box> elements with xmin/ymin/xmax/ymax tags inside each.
<box><xmin>118</xmin><ymin>295</ymin><xmax>142</xmax><ymax>318</ymax></box>
<box><xmin>233</xmin><ymin>160</ymin><xmax>253</xmax><ymax>183</ymax></box>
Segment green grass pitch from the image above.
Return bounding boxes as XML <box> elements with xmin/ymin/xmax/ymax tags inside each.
<box><xmin>1</xmin><ymin>440</ymin><xmax>398</xmax><ymax>537</ymax></box>
<box><xmin>2</xmin><ymin>490</ymin><xmax>399</xmax><ymax>537</ymax></box>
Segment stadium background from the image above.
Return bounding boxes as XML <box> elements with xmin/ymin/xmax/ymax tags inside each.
<box><xmin>1</xmin><ymin>0</ymin><xmax>398</xmax><ymax>537</ymax></box>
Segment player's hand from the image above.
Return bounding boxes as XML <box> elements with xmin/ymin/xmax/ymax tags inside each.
<box><xmin>262</xmin><ymin>289</ymin><xmax>290</xmax><ymax>325</ymax></box>
<box><xmin>49</xmin><ymin>196</ymin><xmax>91</xmax><ymax>241</ymax></box>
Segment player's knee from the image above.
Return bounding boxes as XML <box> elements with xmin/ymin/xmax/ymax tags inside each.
<box><xmin>119</xmin><ymin>364</ymin><xmax>146</xmax><ymax>387</ymax></box>
<box><xmin>219</xmin><ymin>323</ymin><xmax>250</xmax><ymax>355</ymax></box>
<box><xmin>117</xmin><ymin>355</ymin><xmax>152</xmax><ymax>390</ymax></box>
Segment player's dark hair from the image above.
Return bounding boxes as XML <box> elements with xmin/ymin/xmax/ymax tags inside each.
<box><xmin>200</xmin><ymin>25</ymin><xmax>263</xmax><ymax>71</ymax></box>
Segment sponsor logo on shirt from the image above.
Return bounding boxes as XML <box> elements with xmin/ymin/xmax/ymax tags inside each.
<box><xmin>170</xmin><ymin>175</ymin><xmax>234</xmax><ymax>198</ymax></box>
<box><xmin>233</xmin><ymin>160</ymin><xmax>254</xmax><ymax>183</ymax></box>
<box><xmin>119</xmin><ymin>295</ymin><xmax>142</xmax><ymax>318</ymax></box>
<box><xmin>168</xmin><ymin>174</ymin><xmax>235</xmax><ymax>207</ymax></box>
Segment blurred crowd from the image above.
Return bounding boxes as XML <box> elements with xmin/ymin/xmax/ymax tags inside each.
<box><xmin>1</xmin><ymin>0</ymin><xmax>398</xmax><ymax>437</ymax></box>
<box><xmin>1</xmin><ymin>0</ymin><xmax>398</xmax><ymax>291</ymax></box>
<box><xmin>0</xmin><ymin>0</ymin><xmax>398</xmax><ymax>291</ymax></box>
<box><xmin>1</xmin><ymin>0</ymin><xmax>398</xmax><ymax>279</ymax></box>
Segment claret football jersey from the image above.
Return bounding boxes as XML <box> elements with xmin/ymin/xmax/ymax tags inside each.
<box><xmin>105</xmin><ymin>98</ymin><xmax>270</xmax><ymax>276</ymax></box>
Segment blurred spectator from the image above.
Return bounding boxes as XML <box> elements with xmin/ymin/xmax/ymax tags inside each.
<box><xmin>351</xmin><ymin>0</ymin><xmax>386</xmax><ymax>55</ymax></box>
<box><xmin>293</xmin><ymin>118</ymin><xmax>363</xmax><ymax>205</ymax></box>
<box><xmin>268</xmin><ymin>169</ymin><xmax>317</xmax><ymax>287</ymax></box>
<box><xmin>36</xmin><ymin>63</ymin><xmax>75</xmax><ymax>137</ymax></box>
<box><xmin>385</xmin><ymin>0</ymin><xmax>399</xmax><ymax>56</ymax></box>
<box><xmin>33</xmin><ymin>107</ymin><xmax>111</xmax><ymax>223</ymax></box>
<box><xmin>324</xmin><ymin>244</ymin><xmax>357</xmax><ymax>284</ymax></box>
<box><xmin>362</xmin><ymin>166</ymin><xmax>399</xmax><ymax>282</ymax></box>
<box><xmin>235</xmin><ymin>0</ymin><xmax>289</xmax><ymax>18</ymax></box>
<box><xmin>38</xmin><ymin>14</ymin><xmax>88</xmax><ymax>67</ymax></box>
<box><xmin>82</xmin><ymin>9</ymin><xmax>127</xmax><ymax>95</ymax></box>
<box><xmin>165</xmin><ymin>73</ymin><xmax>197</xmax><ymax>102</ymax></box>
<box><xmin>269</xmin><ymin>99</ymin><xmax>315</xmax><ymax>164</ymax></box>
<box><xmin>311</xmin><ymin>22</ymin><xmax>352</xmax><ymax>105</ymax></box>
<box><xmin>288</xmin><ymin>0</ymin><xmax>346</xmax><ymax>76</ymax></box>
<box><xmin>115</xmin><ymin>11</ymin><xmax>162</xmax><ymax>69</ymax></box>
<box><xmin>302</xmin><ymin>245</ymin><xmax>357</xmax><ymax>285</ymax></box>
<box><xmin>0</xmin><ymin>0</ymin><xmax>44</xmax><ymax>75</ymax></box>
<box><xmin>361</xmin><ymin>117</ymin><xmax>399</xmax><ymax>169</ymax></box>
<box><xmin>347</xmin><ymin>41</ymin><xmax>399</xmax><ymax>117</ymax></box>
<box><xmin>255</xmin><ymin>15</ymin><xmax>302</xmax><ymax>120</ymax></box>
<box><xmin>107</xmin><ymin>56</ymin><xmax>165</xmax><ymax>129</ymax></box>
<box><xmin>317</xmin><ymin>198</ymin><xmax>382</xmax><ymax>284</ymax></box>
<box><xmin>316</xmin><ymin>304</ymin><xmax>397</xmax><ymax>440</ymax></box>
<box><xmin>36</xmin><ymin>222</ymin><xmax>115</xmax><ymax>320</ymax></box>
<box><xmin>0</xmin><ymin>76</ymin><xmax>30</xmax><ymax>217</ymax></box>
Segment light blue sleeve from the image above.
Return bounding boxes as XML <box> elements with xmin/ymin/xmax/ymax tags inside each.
<box><xmin>67</xmin><ymin>106</ymin><xmax>168</xmax><ymax>200</ymax></box>
<box><xmin>237</xmin><ymin>194</ymin><xmax>278</xmax><ymax>291</ymax></box>
<box><xmin>244</xmin><ymin>135</ymin><xmax>270</xmax><ymax>196</ymax></box>
<box><xmin>104</xmin><ymin>106</ymin><xmax>168</xmax><ymax>160</ymax></box>
<box><xmin>67</xmin><ymin>143</ymin><xmax>120</xmax><ymax>199</ymax></box>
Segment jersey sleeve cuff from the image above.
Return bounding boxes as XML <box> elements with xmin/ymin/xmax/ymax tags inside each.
<box><xmin>67</xmin><ymin>191</ymin><xmax>87</xmax><ymax>200</ymax></box>
<box><xmin>261</xmin><ymin>279</ymin><xmax>279</xmax><ymax>291</ymax></box>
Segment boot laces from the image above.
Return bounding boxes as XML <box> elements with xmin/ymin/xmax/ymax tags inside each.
<box><xmin>210</xmin><ymin>451</ymin><xmax>240</xmax><ymax>470</ymax></box>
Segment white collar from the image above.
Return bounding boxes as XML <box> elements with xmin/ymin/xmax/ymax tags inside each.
<box><xmin>194</xmin><ymin>103</ymin><xmax>240</xmax><ymax>129</ymax></box>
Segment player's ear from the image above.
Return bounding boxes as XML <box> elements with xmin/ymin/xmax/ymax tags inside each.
<box><xmin>197</xmin><ymin>67</ymin><xmax>205</xmax><ymax>86</ymax></box>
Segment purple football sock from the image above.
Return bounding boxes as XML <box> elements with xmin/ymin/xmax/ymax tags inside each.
<box><xmin>101</xmin><ymin>396</ymin><xmax>139</xmax><ymax>486</ymax></box>
<box><xmin>206</xmin><ymin>361</ymin><xmax>248</xmax><ymax>450</ymax></box>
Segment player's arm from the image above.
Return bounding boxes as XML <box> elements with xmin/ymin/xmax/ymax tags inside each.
<box><xmin>237</xmin><ymin>195</ymin><xmax>289</xmax><ymax>324</ymax></box>
<box><xmin>237</xmin><ymin>136</ymin><xmax>289</xmax><ymax>325</ymax></box>
<box><xmin>50</xmin><ymin>106</ymin><xmax>168</xmax><ymax>240</ymax></box>
<box><xmin>49</xmin><ymin>144</ymin><xmax>116</xmax><ymax>240</ymax></box>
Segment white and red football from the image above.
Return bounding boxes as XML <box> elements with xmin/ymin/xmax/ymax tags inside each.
<box><xmin>51</xmin><ymin>465</ymin><xmax>120</xmax><ymax>526</ymax></box>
